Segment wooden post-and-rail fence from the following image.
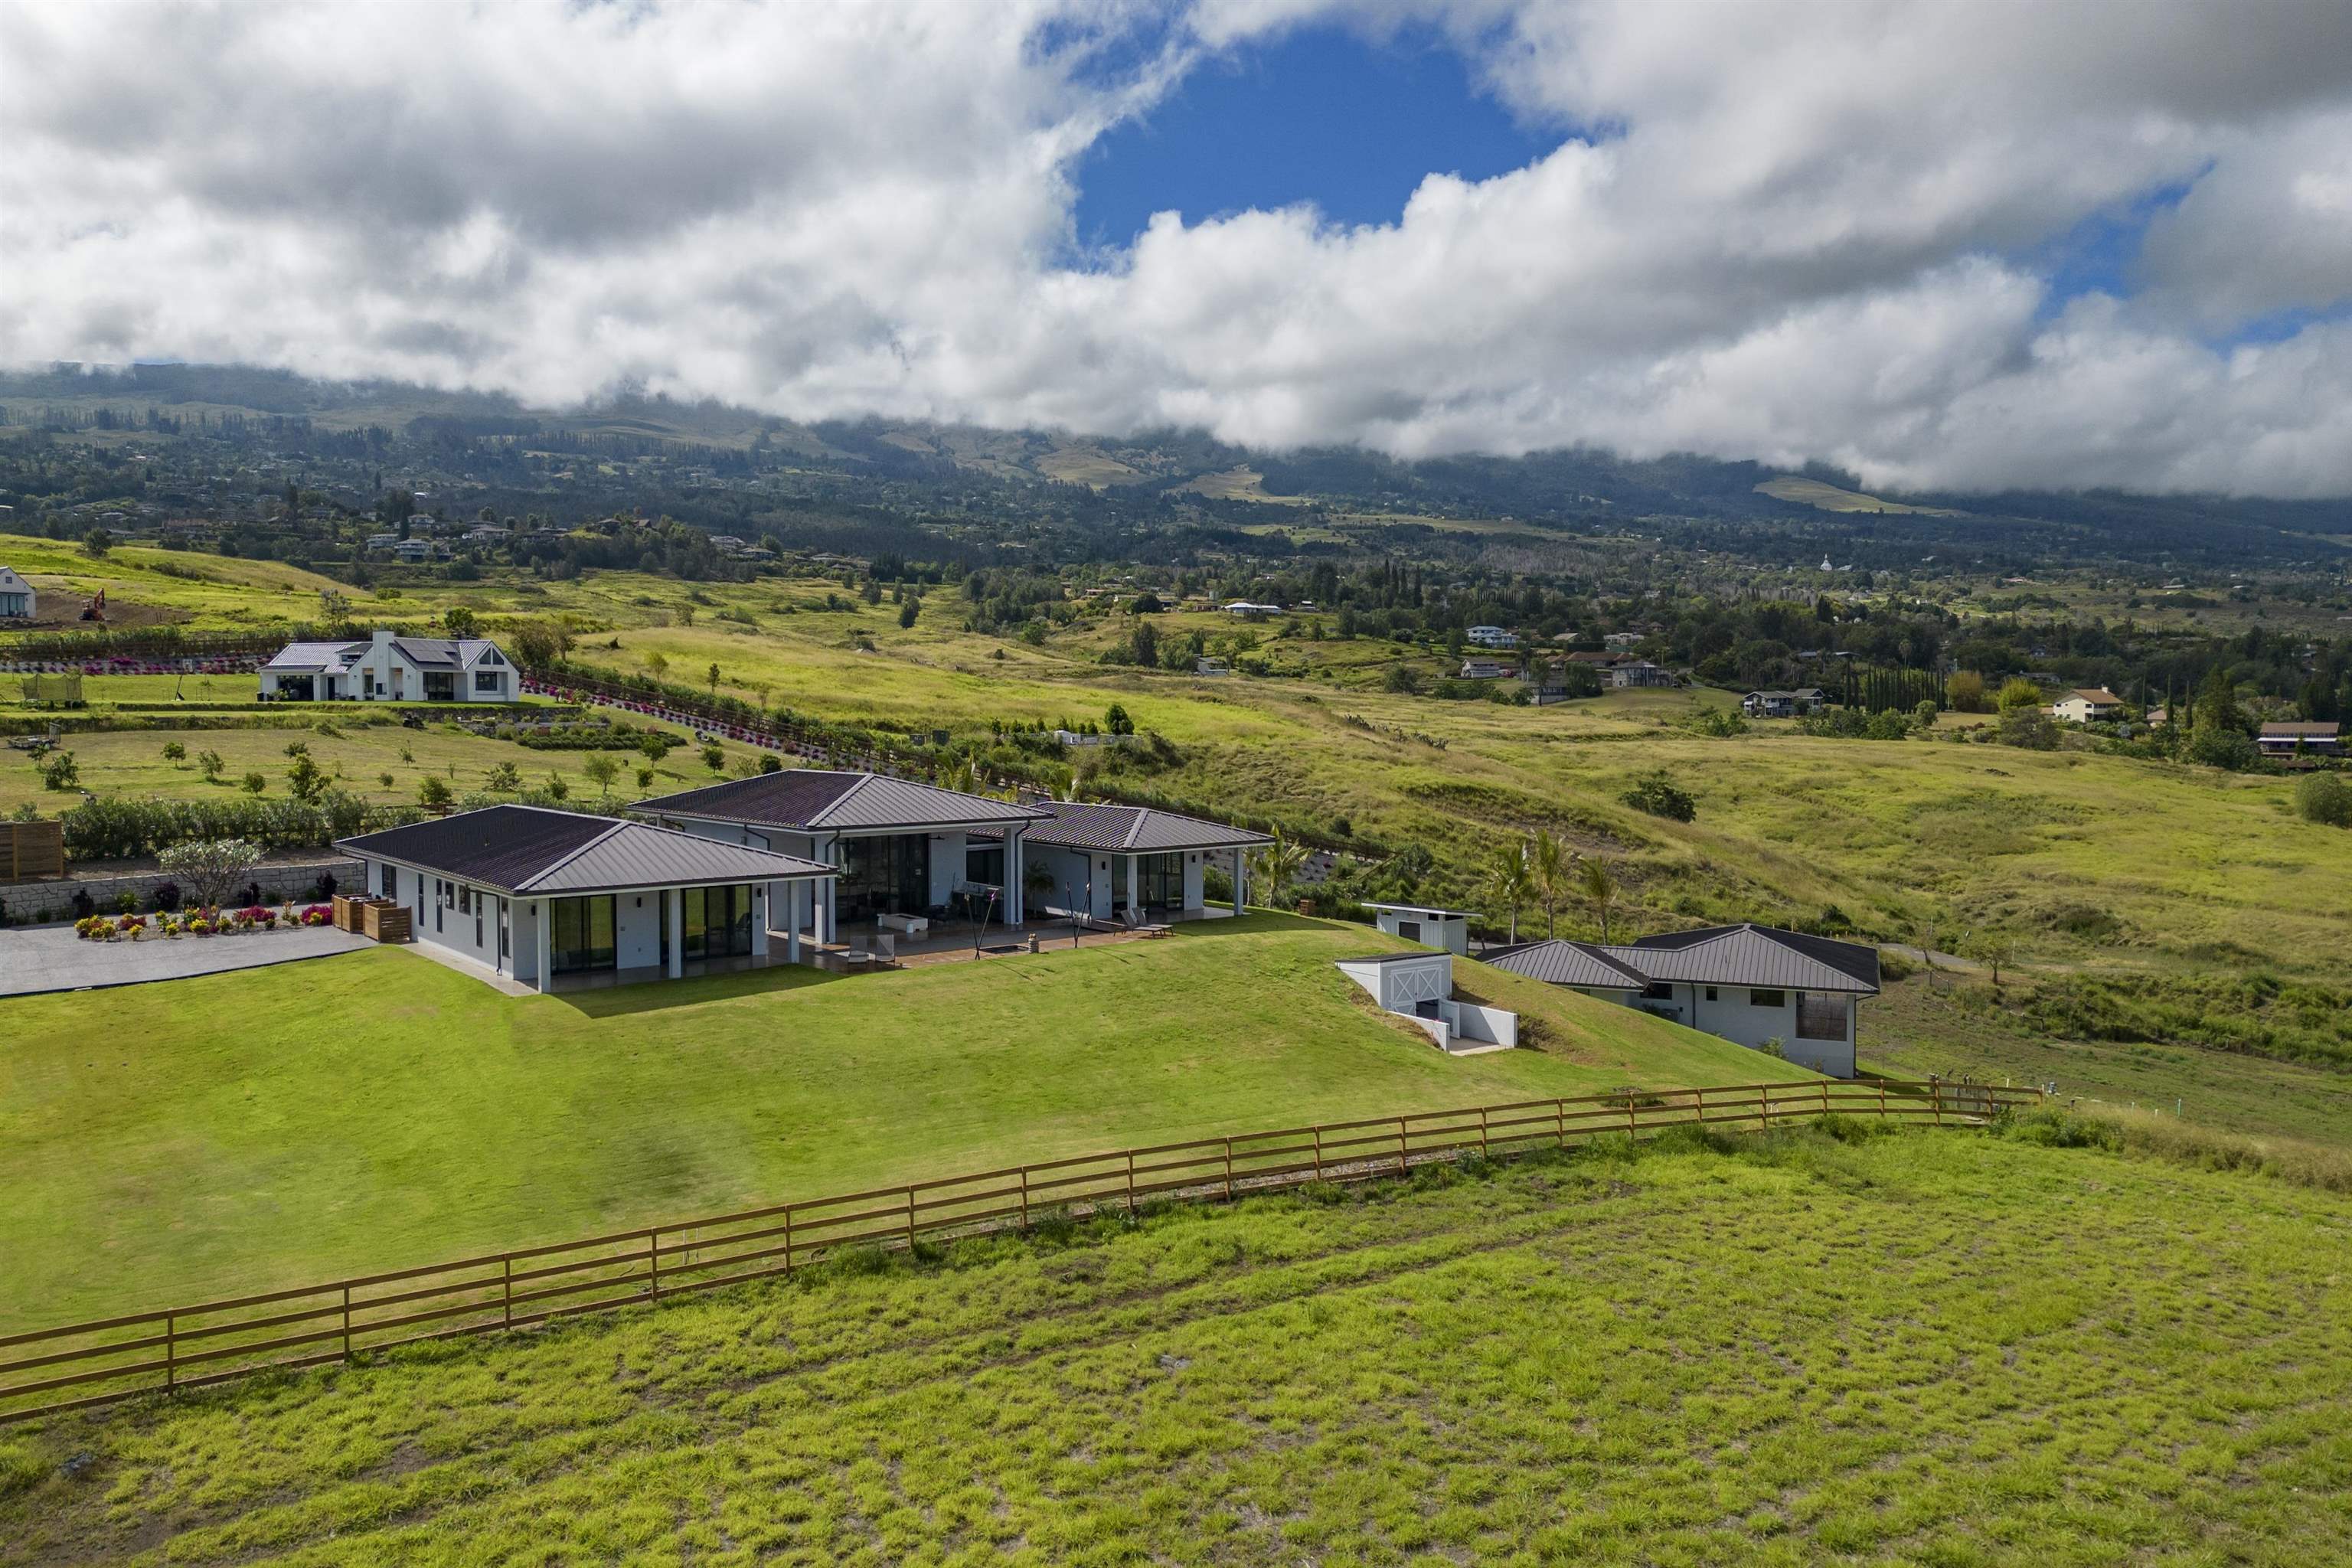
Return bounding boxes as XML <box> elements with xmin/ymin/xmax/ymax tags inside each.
<box><xmin>0</xmin><ymin>1076</ymin><xmax>2037</xmax><ymax>1426</ymax></box>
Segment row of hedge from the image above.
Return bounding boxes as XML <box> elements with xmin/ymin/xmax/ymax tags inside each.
<box><xmin>55</xmin><ymin>792</ymin><xmax>426</xmax><ymax>861</ymax></box>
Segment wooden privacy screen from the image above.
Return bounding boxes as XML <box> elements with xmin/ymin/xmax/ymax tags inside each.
<box><xmin>0</xmin><ymin>819</ymin><xmax>65</xmax><ymax>881</ymax></box>
<box><xmin>0</xmin><ymin>1076</ymin><xmax>2037</xmax><ymax>1425</ymax></box>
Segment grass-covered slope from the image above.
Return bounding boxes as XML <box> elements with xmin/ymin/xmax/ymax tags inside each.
<box><xmin>0</xmin><ymin>916</ymin><xmax>1798</xmax><ymax>1328</ymax></box>
<box><xmin>5</xmin><ymin>1125</ymin><xmax>2347</xmax><ymax>1566</ymax></box>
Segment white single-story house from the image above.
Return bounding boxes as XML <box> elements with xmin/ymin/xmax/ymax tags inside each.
<box><xmin>633</xmin><ymin>770</ymin><xmax>1052</xmax><ymax>944</ymax></box>
<box><xmin>989</xmin><ymin>800</ymin><xmax>1271</xmax><ymax>925</ymax></box>
<box><xmin>1364</xmin><ymin>902</ymin><xmax>1474</xmax><ymax>956</ymax></box>
<box><xmin>1222</xmin><ymin>600</ymin><xmax>1282</xmax><ymax>616</ymax></box>
<box><xmin>2050</xmin><ymin>688</ymin><xmax>2125</xmax><ymax>724</ymax></box>
<box><xmin>1335</xmin><ymin>952</ymin><xmax>1517</xmax><ymax>1055</ymax></box>
<box><xmin>1742</xmin><ymin>688</ymin><xmax>1827</xmax><ymax>718</ymax></box>
<box><xmin>260</xmin><ymin>629</ymin><xmax>518</xmax><ymax>703</ymax></box>
<box><xmin>1483</xmin><ymin>923</ymin><xmax>1880</xmax><ymax>1077</ymax></box>
<box><xmin>1465</xmin><ymin>626</ymin><xmax>1517</xmax><ymax>649</ymax></box>
<box><xmin>1459</xmin><ymin>658</ymin><xmax>1514</xmax><ymax>680</ymax></box>
<box><xmin>2257</xmin><ymin>720</ymin><xmax>2341</xmax><ymax>756</ymax></box>
<box><xmin>337</xmin><ymin>804</ymin><xmax>835</xmax><ymax>992</ymax></box>
<box><xmin>0</xmin><ymin>566</ymin><xmax>34</xmax><ymax>619</ymax></box>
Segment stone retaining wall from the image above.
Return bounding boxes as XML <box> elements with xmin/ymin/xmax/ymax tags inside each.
<box><xmin>0</xmin><ymin>858</ymin><xmax>363</xmax><ymax>926</ymax></box>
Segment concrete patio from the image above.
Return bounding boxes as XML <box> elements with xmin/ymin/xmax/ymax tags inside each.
<box><xmin>0</xmin><ymin>923</ymin><xmax>373</xmax><ymax>997</ymax></box>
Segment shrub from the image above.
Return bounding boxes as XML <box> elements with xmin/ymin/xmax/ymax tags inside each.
<box><xmin>1622</xmin><ymin>769</ymin><xmax>1696</xmax><ymax>822</ymax></box>
<box><xmin>157</xmin><ymin>838</ymin><xmax>263</xmax><ymax>911</ymax></box>
<box><xmin>417</xmin><ymin>775</ymin><xmax>454</xmax><ymax>810</ymax></box>
<box><xmin>2293</xmin><ymin>772</ymin><xmax>2351</xmax><ymax>828</ymax></box>
<box><xmin>162</xmin><ymin>740</ymin><xmax>187</xmax><ymax>763</ymax></box>
<box><xmin>115</xmin><ymin>891</ymin><xmax>140</xmax><ymax>916</ymax></box>
<box><xmin>38</xmin><ymin>751</ymin><xmax>79</xmax><ymax>791</ymax></box>
<box><xmin>701</xmin><ymin>743</ymin><xmax>724</xmax><ymax>771</ymax></box>
<box><xmin>240</xmin><ymin>771</ymin><xmax>267</xmax><ymax>794</ymax></box>
<box><xmin>760</xmin><ymin>753</ymin><xmax>782</xmax><ymax>774</ymax></box>
<box><xmin>2185</xmin><ymin>725</ymin><xmax>2256</xmax><ymax>771</ymax></box>
<box><xmin>1996</xmin><ymin>707</ymin><xmax>2060</xmax><ymax>750</ymax></box>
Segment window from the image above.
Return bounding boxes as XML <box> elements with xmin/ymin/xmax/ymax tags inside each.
<box><xmin>1796</xmin><ymin>993</ymin><xmax>1847</xmax><ymax>1041</ymax></box>
<box><xmin>1748</xmin><ymin>988</ymin><xmax>1786</xmax><ymax>1008</ymax></box>
<box><xmin>474</xmin><ymin>670</ymin><xmax>503</xmax><ymax>692</ymax></box>
<box><xmin>1643</xmin><ymin>982</ymin><xmax>1674</xmax><ymax>1000</ymax></box>
<box><xmin>1398</xmin><ymin>920</ymin><xmax>1422</xmax><ymax>942</ymax></box>
<box><xmin>662</xmin><ymin>885</ymin><xmax>755</xmax><ymax>962</ymax></box>
<box><xmin>459</xmin><ymin>886</ymin><xmax>471</xmax><ymax>915</ymax></box>
<box><xmin>964</xmin><ymin>844</ymin><xmax>1004</xmax><ymax>887</ymax></box>
<box><xmin>1704</xmin><ymin>986</ymin><xmax>1718</xmax><ymax>1001</ymax></box>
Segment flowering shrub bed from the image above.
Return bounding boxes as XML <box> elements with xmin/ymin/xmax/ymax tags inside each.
<box><xmin>72</xmin><ymin>903</ymin><xmax>335</xmax><ymax>940</ymax></box>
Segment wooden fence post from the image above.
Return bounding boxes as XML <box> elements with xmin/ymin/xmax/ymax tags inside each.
<box><xmin>904</xmin><ymin>1187</ymin><xmax>916</xmax><ymax>1250</ymax></box>
<box><xmin>1478</xmin><ymin>1106</ymin><xmax>1489</xmax><ymax>1156</ymax></box>
<box><xmin>648</xmin><ymin>1228</ymin><xmax>661</xmax><ymax>1302</ymax></box>
<box><xmin>503</xmin><ymin>1256</ymin><xmax>514</xmax><ymax>1326</ymax></box>
<box><xmin>1395</xmin><ymin>1118</ymin><xmax>1407</xmax><ymax>1175</ymax></box>
<box><xmin>341</xmin><ymin>1285</ymin><xmax>352</xmax><ymax>1363</ymax></box>
<box><xmin>1126</xmin><ymin>1152</ymin><xmax>1137</xmax><ymax>1212</ymax></box>
<box><xmin>1554</xmin><ymin>1097</ymin><xmax>1566</xmax><ymax>1146</ymax></box>
<box><xmin>782</xmin><ymin>1208</ymin><xmax>795</xmax><ymax>1270</ymax></box>
<box><xmin>1312</xmin><ymin>1125</ymin><xmax>1324</xmax><ymax>1181</ymax></box>
<box><xmin>1018</xmin><ymin>1168</ymin><xmax>1030</xmax><ymax>1230</ymax></box>
<box><xmin>1223</xmin><ymin>1138</ymin><xmax>1235</xmax><ymax>1200</ymax></box>
<box><xmin>164</xmin><ymin>1312</ymin><xmax>176</xmax><ymax>1395</ymax></box>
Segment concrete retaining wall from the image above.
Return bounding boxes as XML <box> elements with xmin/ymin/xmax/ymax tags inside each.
<box><xmin>0</xmin><ymin>857</ymin><xmax>363</xmax><ymax>926</ymax></box>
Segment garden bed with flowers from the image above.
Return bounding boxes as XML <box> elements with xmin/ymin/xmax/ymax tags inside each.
<box><xmin>75</xmin><ymin>903</ymin><xmax>336</xmax><ymax>942</ymax></box>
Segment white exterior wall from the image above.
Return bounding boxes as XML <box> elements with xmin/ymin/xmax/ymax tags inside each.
<box><xmin>1182</xmin><ymin>851</ymin><xmax>1206</xmax><ymax>913</ymax></box>
<box><xmin>613</xmin><ymin>890</ymin><xmax>665</xmax><ymax>970</ymax></box>
<box><xmin>927</xmin><ymin>831</ymin><xmax>965</xmax><ymax>906</ymax></box>
<box><xmin>1373</xmin><ymin>910</ymin><xmax>1468</xmax><ymax>956</ymax></box>
<box><xmin>1583</xmin><ymin>981</ymin><xmax>1857</xmax><ymax>1077</ymax></box>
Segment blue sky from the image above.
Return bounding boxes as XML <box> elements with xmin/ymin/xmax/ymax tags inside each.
<box><xmin>1073</xmin><ymin>25</ymin><xmax>1558</xmax><ymax>247</ymax></box>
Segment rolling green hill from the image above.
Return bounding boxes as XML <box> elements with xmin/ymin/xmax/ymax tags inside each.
<box><xmin>5</xmin><ymin>1123</ymin><xmax>2347</xmax><ymax>1565</ymax></box>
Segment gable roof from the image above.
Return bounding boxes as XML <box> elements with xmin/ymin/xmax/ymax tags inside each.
<box><xmin>2259</xmin><ymin>721</ymin><xmax>2340</xmax><ymax>738</ymax></box>
<box><xmin>1010</xmin><ymin>801</ymin><xmax>1272</xmax><ymax>853</ymax></box>
<box><xmin>0</xmin><ymin>567</ymin><xmax>30</xmax><ymax>593</ymax></box>
<box><xmin>336</xmin><ymin>805</ymin><xmax>832</xmax><ymax>894</ymax></box>
<box><xmin>1479</xmin><ymin>939</ymin><xmax>1649</xmax><ymax>990</ymax></box>
<box><xmin>2063</xmin><ymin>688</ymin><xmax>2124</xmax><ymax>704</ymax></box>
<box><xmin>263</xmin><ymin>635</ymin><xmax>505</xmax><ymax>672</ymax></box>
<box><xmin>1621</xmin><ymin>924</ymin><xmax>1880</xmax><ymax>992</ymax></box>
<box><xmin>632</xmin><ymin>770</ymin><xmax>1048</xmax><ymax>832</ymax></box>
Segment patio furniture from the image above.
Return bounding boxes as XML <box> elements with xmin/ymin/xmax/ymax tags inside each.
<box><xmin>877</xmin><ymin>911</ymin><xmax>929</xmax><ymax>937</ymax></box>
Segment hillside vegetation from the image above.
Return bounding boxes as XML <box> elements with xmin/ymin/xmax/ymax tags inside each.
<box><xmin>4</xmin><ymin>1125</ymin><xmax>2346</xmax><ymax>1566</ymax></box>
<box><xmin>0</xmin><ymin>916</ymin><xmax>1799</xmax><ymax>1328</ymax></box>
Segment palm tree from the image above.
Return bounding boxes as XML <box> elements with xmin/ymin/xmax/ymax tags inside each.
<box><xmin>1530</xmin><ymin>828</ymin><xmax>1567</xmax><ymax>938</ymax></box>
<box><xmin>1484</xmin><ymin>845</ymin><xmax>1534</xmax><ymax>944</ymax></box>
<box><xmin>1577</xmin><ymin>858</ymin><xmax>1619</xmax><ymax>945</ymax></box>
<box><xmin>1252</xmin><ymin>830</ymin><xmax>1308</xmax><ymax>906</ymax></box>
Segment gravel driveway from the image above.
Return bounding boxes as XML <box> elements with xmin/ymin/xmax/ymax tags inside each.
<box><xmin>0</xmin><ymin>923</ymin><xmax>373</xmax><ymax>998</ymax></box>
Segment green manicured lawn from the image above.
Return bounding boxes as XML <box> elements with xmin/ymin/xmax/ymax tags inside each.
<box><xmin>6</xmin><ymin>1126</ymin><xmax>2347</xmax><ymax>1565</ymax></box>
<box><xmin>0</xmin><ymin>916</ymin><xmax>1805</xmax><ymax>1328</ymax></box>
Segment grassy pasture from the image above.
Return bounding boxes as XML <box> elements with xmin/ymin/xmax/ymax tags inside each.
<box><xmin>4</xmin><ymin>1126</ymin><xmax>2346</xmax><ymax>1565</ymax></box>
<box><xmin>0</xmin><ymin>916</ymin><xmax>1804</xmax><ymax>1328</ymax></box>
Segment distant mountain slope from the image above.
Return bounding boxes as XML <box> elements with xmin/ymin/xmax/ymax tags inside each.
<box><xmin>3</xmin><ymin>364</ymin><xmax>2345</xmax><ymax>563</ymax></box>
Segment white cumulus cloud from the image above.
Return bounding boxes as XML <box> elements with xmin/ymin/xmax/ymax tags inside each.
<box><xmin>3</xmin><ymin>0</ymin><xmax>2350</xmax><ymax>495</ymax></box>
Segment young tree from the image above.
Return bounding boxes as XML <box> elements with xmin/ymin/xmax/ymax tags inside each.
<box><xmin>286</xmin><ymin>753</ymin><xmax>326</xmax><ymax>802</ymax></box>
<box><xmin>161</xmin><ymin>741</ymin><xmax>186</xmax><ymax>764</ymax></box>
<box><xmin>1250</xmin><ymin>830</ymin><xmax>1308</xmax><ymax>906</ymax></box>
<box><xmin>483</xmin><ymin>761</ymin><xmax>521</xmax><ymax>792</ymax></box>
<box><xmin>443</xmin><ymin>606</ymin><xmax>479</xmax><ymax>637</ymax></box>
<box><xmin>582</xmin><ymin>753</ymin><xmax>622</xmax><ymax>799</ymax></box>
<box><xmin>643</xmin><ymin>651</ymin><xmax>668</xmax><ymax>678</ymax></box>
<box><xmin>1576</xmin><ymin>858</ymin><xmax>1619</xmax><ymax>945</ymax></box>
<box><xmin>1483</xmin><ymin>845</ymin><xmax>1534</xmax><ymax>943</ymax></box>
<box><xmin>197</xmin><ymin>749</ymin><xmax>225</xmax><ymax>782</ymax></box>
<box><xmin>38</xmin><ymin>751</ymin><xmax>78</xmax><ymax>791</ymax></box>
<box><xmin>1996</xmin><ymin>678</ymin><xmax>2044</xmax><ymax>710</ymax></box>
<box><xmin>1104</xmin><ymin>703</ymin><xmax>1135</xmax><ymax>736</ymax></box>
<box><xmin>706</xmin><ymin>662</ymin><xmax>721</xmax><ymax>695</ymax></box>
<box><xmin>417</xmin><ymin>774</ymin><xmax>453</xmax><ymax>810</ymax></box>
<box><xmin>1530</xmin><ymin>828</ymin><xmax>1567</xmax><ymax>939</ymax></box>
<box><xmin>898</xmin><ymin>598</ymin><xmax>920</xmax><ymax>629</ymax></box>
<box><xmin>157</xmin><ymin>838</ymin><xmax>262</xmax><ymax>911</ymax></box>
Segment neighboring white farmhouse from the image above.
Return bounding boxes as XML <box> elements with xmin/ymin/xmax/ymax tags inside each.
<box><xmin>1465</xmin><ymin>626</ymin><xmax>1517</xmax><ymax>649</ymax></box>
<box><xmin>1459</xmin><ymin>658</ymin><xmax>1514</xmax><ymax>680</ymax></box>
<box><xmin>2050</xmin><ymin>688</ymin><xmax>2125</xmax><ymax>724</ymax></box>
<box><xmin>1484</xmin><ymin>923</ymin><xmax>1880</xmax><ymax>1078</ymax></box>
<box><xmin>0</xmin><ymin>566</ymin><xmax>33</xmax><ymax>619</ymax></box>
<box><xmin>260</xmin><ymin>629</ymin><xmax>518</xmax><ymax>703</ymax></box>
<box><xmin>1335</xmin><ymin>951</ymin><xmax>1517</xmax><ymax>1055</ymax></box>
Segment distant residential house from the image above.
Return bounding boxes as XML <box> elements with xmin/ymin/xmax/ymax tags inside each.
<box><xmin>2144</xmin><ymin>706</ymin><xmax>2170</xmax><ymax>727</ymax></box>
<box><xmin>0</xmin><ymin>566</ymin><xmax>34</xmax><ymax>619</ymax></box>
<box><xmin>708</xmin><ymin>535</ymin><xmax>748</xmax><ymax>553</ymax></box>
<box><xmin>365</xmin><ymin>533</ymin><xmax>400</xmax><ymax>551</ymax></box>
<box><xmin>1459</xmin><ymin>658</ymin><xmax>1514</xmax><ymax>680</ymax></box>
<box><xmin>2050</xmin><ymin>688</ymin><xmax>2125</xmax><ymax>724</ymax></box>
<box><xmin>260</xmin><ymin>629</ymin><xmax>518</xmax><ymax>703</ymax></box>
<box><xmin>392</xmin><ymin>539</ymin><xmax>434</xmax><ymax>563</ymax></box>
<box><xmin>462</xmin><ymin>525</ymin><xmax>510</xmax><ymax>544</ymax></box>
<box><xmin>1609</xmin><ymin>660</ymin><xmax>1674</xmax><ymax>688</ymax></box>
<box><xmin>1194</xmin><ymin>656</ymin><xmax>1231</xmax><ymax>676</ymax></box>
<box><xmin>1222</xmin><ymin>600</ymin><xmax>1282</xmax><ymax>616</ymax></box>
<box><xmin>2258</xmin><ymin>721</ymin><xmax>2342</xmax><ymax>757</ymax></box>
<box><xmin>1485</xmin><ymin>923</ymin><xmax>1880</xmax><ymax>1078</ymax></box>
<box><xmin>1602</xmin><ymin>632</ymin><xmax>1642</xmax><ymax>652</ymax></box>
<box><xmin>1465</xmin><ymin>626</ymin><xmax>1518</xmax><ymax>649</ymax></box>
<box><xmin>1742</xmin><ymin>688</ymin><xmax>1827</xmax><ymax>719</ymax></box>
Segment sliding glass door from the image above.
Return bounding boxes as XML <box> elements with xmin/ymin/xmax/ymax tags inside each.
<box><xmin>549</xmin><ymin>896</ymin><xmax>616</xmax><ymax>973</ymax></box>
<box><xmin>659</xmin><ymin>885</ymin><xmax>756</xmax><ymax>962</ymax></box>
